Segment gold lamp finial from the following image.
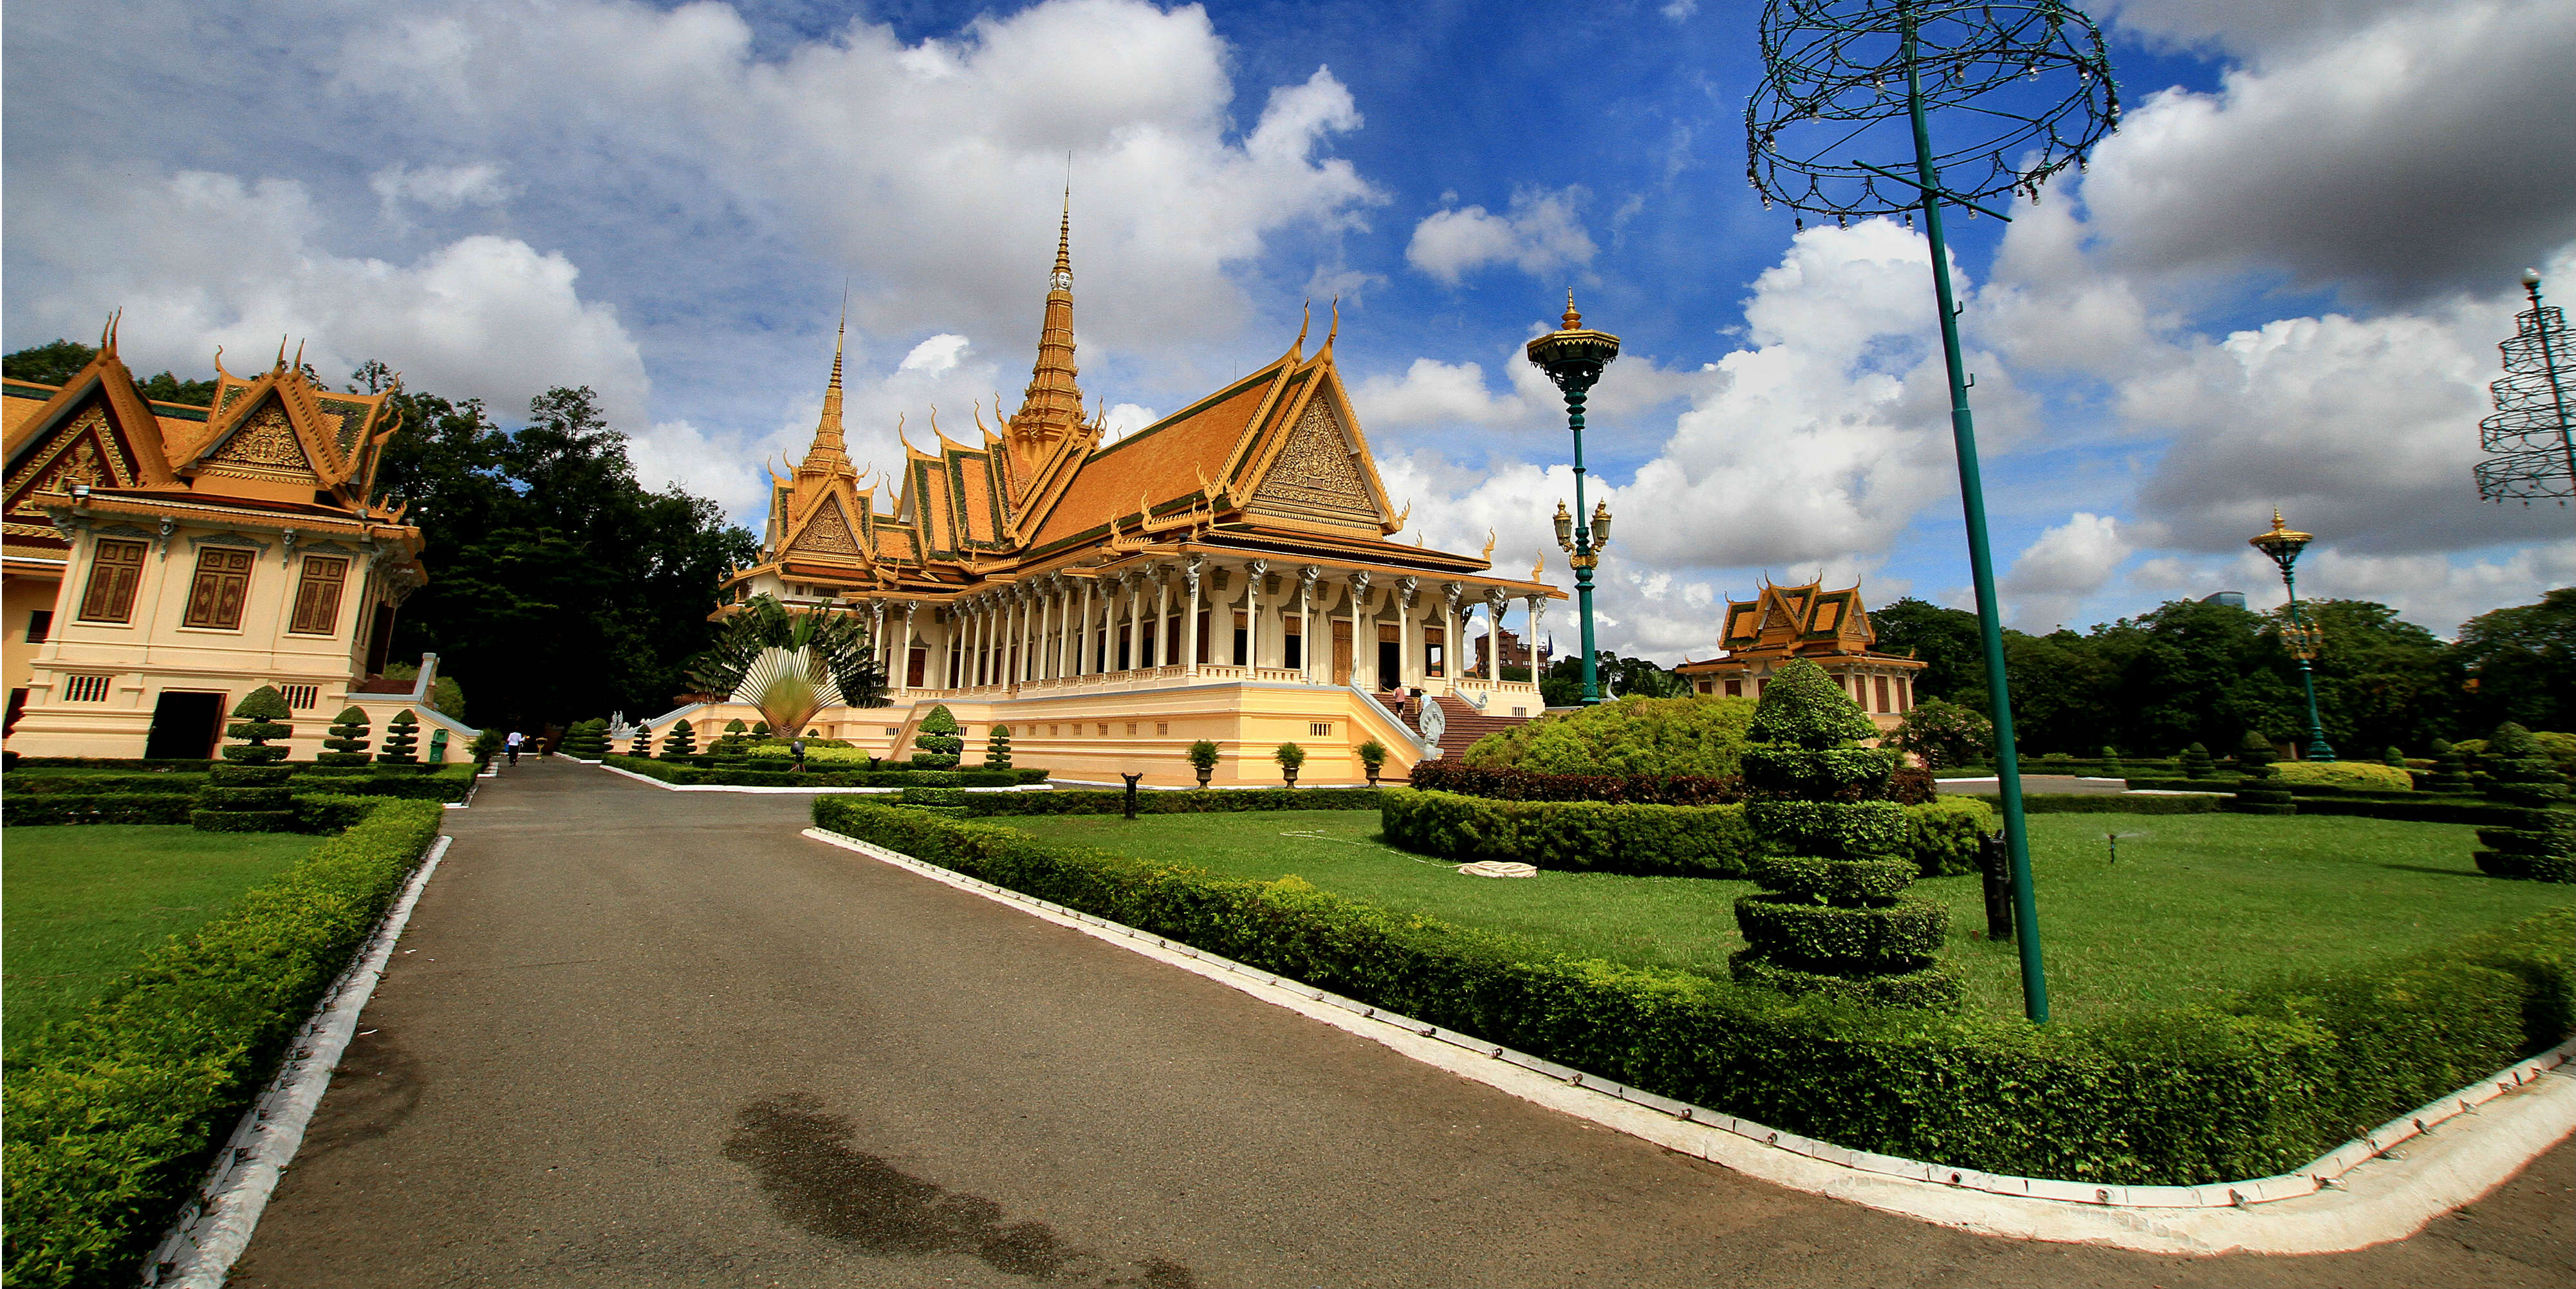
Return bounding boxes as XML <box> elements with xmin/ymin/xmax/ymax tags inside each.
<box><xmin>1562</xmin><ymin>288</ymin><xmax>1581</xmax><ymax>331</ymax></box>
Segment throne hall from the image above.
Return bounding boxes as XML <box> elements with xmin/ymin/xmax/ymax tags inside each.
<box><xmin>683</xmin><ymin>209</ymin><xmax>1562</xmax><ymax>784</ymax></box>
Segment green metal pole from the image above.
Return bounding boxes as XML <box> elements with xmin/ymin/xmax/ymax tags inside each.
<box><xmin>2530</xmin><ymin>278</ymin><xmax>2576</xmax><ymax>497</ymax></box>
<box><xmin>2281</xmin><ymin>562</ymin><xmax>2335</xmax><ymax>761</ymax></box>
<box><xmin>1567</xmin><ymin>382</ymin><xmax>1602</xmax><ymax>705</ymax></box>
<box><xmin>1904</xmin><ymin>4</ymin><xmax>2048</xmax><ymax>1022</ymax></box>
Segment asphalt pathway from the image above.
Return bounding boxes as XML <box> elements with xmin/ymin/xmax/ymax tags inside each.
<box><xmin>230</xmin><ymin>759</ymin><xmax>2574</xmax><ymax>1287</ymax></box>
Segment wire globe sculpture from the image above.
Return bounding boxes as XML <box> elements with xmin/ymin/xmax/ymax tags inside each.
<box><xmin>2475</xmin><ymin>270</ymin><xmax>2575</xmax><ymax>506</ymax></box>
<box><xmin>1746</xmin><ymin>0</ymin><xmax>2118</xmax><ymax>225</ymax></box>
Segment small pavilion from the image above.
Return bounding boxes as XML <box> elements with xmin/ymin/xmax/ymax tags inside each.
<box><xmin>1673</xmin><ymin>580</ymin><xmax>1923</xmax><ymax>732</ymax></box>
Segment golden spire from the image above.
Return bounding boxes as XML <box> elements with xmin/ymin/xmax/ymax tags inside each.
<box><xmin>1562</xmin><ymin>288</ymin><xmax>1582</xmax><ymax>330</ymax></box>
<box><xmin>1007</xmin><ymin>190</ymin><xmax>1087</xmax><ymax>466</ymax></box>
<box><xmin>798</xmin><ymin>310</ymin><xmax>853</xmax><ymax>478</ymax></box>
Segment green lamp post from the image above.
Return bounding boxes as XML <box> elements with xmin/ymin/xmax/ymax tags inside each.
<box><xmin>1527</xmin><ymin>293</ymin><xmax>1620</xmax><ymax>706</ymax></box>
<box><xmin>2250</xmin><ymin>509</ymin><xmax>2336</xmax><ymax>762</ymax></box>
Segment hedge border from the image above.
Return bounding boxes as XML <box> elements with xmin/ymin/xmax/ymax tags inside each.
<box><xmin>1381</xmin><ymin>788</ymin><xmax>1993</xmax><ymax>878</ymax></box>
<box><xmin>813</xmin><ymin>797</ymin><xmax>2575</xmax><ymax>1191</ymax></box>
<box><xmin>2</xmin><ymin>799</ymin><xmax>445</xmax><ymax>1289</ymax></box>
<box><xmin>942</xmin><ymin>788</ymin><xmax>1383</xmax><ymax>816</ymax></box>
<box><xmin>600</xmin><ymin>755</ymin><xmax>1046</xmax><ymax>789</ymax></box>
<box><xmin>1958</xmin><ymin>793</ymin><xmax>2223</xmax><ymax>815</ymax></box>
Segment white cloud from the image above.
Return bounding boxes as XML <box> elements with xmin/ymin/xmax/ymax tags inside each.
<box><xmin>898</xmin><ymin>333</ymin><xmax>971</xmax><ymax>375</ymax></box>
<box><xmin>1101</xmin><ymin>402</ymin><xmax>1159</xmax><ymax>442</ymax></box>
<box><xmin>1405</xmin><ymin>187</ymin><xmax>1597</xmax><ymax>286</ymax></box>
<box><xmin>2003</xmin><ymin>512</ymin><xmax>2131</xmax><ymax>629</ymax></box>
<box><xmin>369</xmin><ymin>162</ymin><xmax>510</xmax><ymax>216</ymax></box>
<box><xmin>7</xmin><ymin>165</ymin><xmax>648</xmax><ymax>426</ymax></box>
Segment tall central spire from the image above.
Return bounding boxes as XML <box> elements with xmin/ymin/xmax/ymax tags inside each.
<box><xmin>1007</xmin><ymin>190</ymin><xmax>1087</xmax><ymax>465</ymax></box>
<box><xmin>799</xmin><ymin>308</ymin><xmax>853</xmax><ymax>478</ymax></box>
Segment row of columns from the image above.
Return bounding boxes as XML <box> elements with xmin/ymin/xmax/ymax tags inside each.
<box><xmin>854</xmin><ymin>561</ymin><xmax>1550</xmax><ymax>693</ymax></box>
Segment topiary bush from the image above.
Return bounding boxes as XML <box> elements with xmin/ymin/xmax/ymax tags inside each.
<box><xmin>714</xmin><ymin>718</ymin><xmax>751</xmax><ymax>757</ymax></box>
<box><xmin>1186</xmin><ymin>739</ymin><xmax>1220</xmax><ymax>786</ymax></box>
<box><xmin>2384</xmin><ymin>745</ymin><xmax>2409</xmax><ymax>770</ymax></box>
<box><xmin>1356</xmin><ymin>739</ymin><xmax>1389</xmax><ymax>785</ymax></box>
<box><xmin>2475</xmin><ymin>723</ymin><xmax>2575</xmax><ymax>882</ymax></box>
<box><xmin>1462</xmin><ymin>694</ymin><xmax>1756</xmax><ymax>779</ymax></box>
<box><xmin>1275</xmin><ymin>741</ymin><xmax>1306</xmax><ymax>786</ymax></box>
<box><xmin>317</xmin><ymin>705</ymin><xmax>371</xmax><ymax>766</ymax></box>
<box><xmin>983</xmin><ymin>724</ymin><xmax>1014</xmax><ymax>771</ymax></box>
<box><xmin>192</xmin><ymin>687</ymin><xmax>297</xmax><ymax>832</ymax></box>
<box><xmin>660</xmin><ymin>719</ymin><xmax>698</xmax><ymax>759</ymax></box>
<box><xmin>2270</xmin><ymin>760</ymin><xmax>2414</xmax><ymax>792</ymax></box>
<box><xmin>627</xmin><ymin>727</ymin><xmax>654</xmax><ymax>757</ymax></box>
<box><xmin>1730</xmin><ymin>660</ymin><xmax>1960</xmax><ymax>1008</ymax></box>
<box><xmin>559</xmin><ymin>718</ymin><xmax>609</xmax><ymax>759</ymax></box>
<box><xmin>376</xmin><ymin>709</ymin><xmax>421</xmax><ymax>765</ymax></box>
<box><xmin>912</xmin><ymin>705</ymin><xmax>963</xmax><ymax>769</ymax></box>
<box><xmin>2178</xmin><ymin>741</ymin><xmax>2214</xmax><ymax>779</ymax></box>
<box><xmin>2225</xmin><ymin>730</ymin><xmax>2293</xmax><ymax>815</ymax></box>
<box><xmin>1891</xmin><ymin>698</ymin><xmax>1992</xmax><ymax>771</ymax></box>
<box><xmin>2425</xmin><ymin>738</ymin><xmax>2474</xmax><ymax>793</ymax></box>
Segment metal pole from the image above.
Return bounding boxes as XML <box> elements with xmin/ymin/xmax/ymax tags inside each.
<box><xmin>2281</xmin><ymin>562</ymin><xmax>2335</xmax><ymax>761</ymax></box>
<box><xmin>1905</xmin><ymin>3</ymin><xmax>2048</xmax><ymax>1023</ymax></box>
<box><xmin>1567</xmin><ymin>383</ymin><xmax>1602</xmax><ymax>705</ymax></box>
<box><xmin>2533</xmin><ymin>278</ymin><xmax>2576</xmax><ymax>492</ymax></box>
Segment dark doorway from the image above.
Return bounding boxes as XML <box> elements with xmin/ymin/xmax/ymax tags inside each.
<box><xmin>1378</xmin><ymin>641</ymin><xmax>1401</xmax><ymax>686</ymax></box>
<box><xmin>146</xmin><ymin>691</ymin><xmax>227</xmax><ymax>759</ymax></box>
<box><xmin>365</xmin><ymin>604</ymin><xmax>397</xmax><ymax>674</ymax></box>
<box><xmin>907</xmin><ymin>647</ymin><xmax>927</xmax><ymax>689</ymax></box>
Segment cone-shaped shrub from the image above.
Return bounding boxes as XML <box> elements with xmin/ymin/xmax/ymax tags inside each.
<box><xmin>317</xmin><ymin>705</ymin><xmax>371</xmax><ymax>766</ymax></box>
<box><xmin>376</xmin><ymin>710</ymin><xmax>420</xmax><ymax>765</ymax></box>
<box><xmin>2475</xmin><ymin>723</ymin><xmax>2575</xmax><ymax>882</ymax></box>
<box><xmin>2226</xmin><ymin>730</ymin><xmax>2294</xmax><ymax>815</ymax></box>
<box><xmin>660</xmin><ymin>719</ymin><xmax>698</xmax><ymax>759</ymax></box>
<box><xmin>560</xmin><ymin>718</ymin><xmax>609</xmax><ymax>759</ymax></box>
<box><xmin>983</xmin><ymin>724</ymin><xmax>1013</xmax><ymax>770</ymax></box>
<box><xmin>715</xmin><ymin>718</ymin><xmax>750</xmax><ymax>756</ymax></box>
<box><xmin>194</xmin><ymin>687</ymin><xmax>297</xmax><ymax>831</ymax></box>
<box><xmin>2178</xmin><ymin>741</ymin><xmax>2214</xmax><ymax>779</ymax></box>
<box><xmin>2384</xmin><ymin>745</ymin><xmax>2409</xmax><ymax>770</ymax></box>
<box><xmin>912</xmin><ymin>705</ymin><xmax>962</xmax><ymax>769</ymax></box>
<box><xmin>1730</xmin><ymin>659</ymin><xmax>1960</xmax><ymax>1008</ymax></box>
<box><xmin>2426</xmin><ymin>738</ymin><xmax>2474</xmax><ymax>793</ymax></box>
<box><xmin>628</xmin><ymin>727</ymin><xmax>654</xmax><ymax>757</ymax></box>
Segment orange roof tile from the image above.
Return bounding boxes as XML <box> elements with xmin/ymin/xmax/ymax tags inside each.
<box><xmin>1026</xmin><ymin>371</ymin><xmax>1275</xmax><ymax>552</ymax></box>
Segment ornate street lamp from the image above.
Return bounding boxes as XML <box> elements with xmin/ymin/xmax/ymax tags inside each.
<box><xmin>2249</xmin><ymin>509</ymin><xmax>2335</xmax><ymax>763</ymax></box>
<box><xmin>1743</xmin><ymin>0</ymin><xmax>2118</xmax><ymax>1025</ymax></box>
<box><xmin>1527</xmin><ymin>293</ymin><xmax>1621</xmax><ymax>705</ymax></box>
<box><xmin>2475</xmin><ymin>268</ymin><xmax>2575</xmax><ymax>507</ymax></box>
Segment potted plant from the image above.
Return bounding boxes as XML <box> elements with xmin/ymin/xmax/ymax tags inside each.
<box><xmin>1187</xmin><ymin>739</ymin><xmax>1219</xmax><ymax>788</ymax></box>
<box><xmin>1356</xmin><ymin>739</ymin><xmax>1388</xmax><ymax>787</ymax></box>
<box><xmin>1274</xmin><ymin>741</ymin><xmax>1305</xmax><ymax>788</ymax></box>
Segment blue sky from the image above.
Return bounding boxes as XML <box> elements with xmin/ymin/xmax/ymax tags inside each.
<box><xmin>8</xmin><ymin>0</ymin><xmax>2573</xmax><ymax>656</ymax></box>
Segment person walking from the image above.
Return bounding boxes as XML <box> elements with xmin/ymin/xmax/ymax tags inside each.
<box><xmin>505</xmin><ymin>730</ymin><xmax>524</xmax><ymax>766</ymax></box>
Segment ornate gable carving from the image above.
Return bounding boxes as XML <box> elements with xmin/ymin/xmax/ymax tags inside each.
<box><xmin>5</xmin><ymin>403</ymin><xmax>144</xmax><ymax>549</ymax></box>
<box><xmin>790</xmin><ymin>493</ymin><xmax>863</xmax><ymax>557</ymax></box>
<box><xmin>201</xmin><ymin>398</ymin><xmax>318</xmax><ymax>484</ymax></box>
<box><xmin>1250</xmin><ymin>399</ymin><xmax>1380</xmax><ymax>532</ymax></box>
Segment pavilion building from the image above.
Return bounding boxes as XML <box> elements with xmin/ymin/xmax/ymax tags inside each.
<box><xmin>689</xmin><ymin>207</ymin><xmax>1561</xmax><ymax>783</ymax></box>
<box><xmin>3</xmin><ymin>324</ymin><xmax>451</xmax><ymax>759</ymax></box>
<box><xmin>1673</xmin><ymin>580</ymin><xmax>1923</xmax><ymax>733</ymax></box>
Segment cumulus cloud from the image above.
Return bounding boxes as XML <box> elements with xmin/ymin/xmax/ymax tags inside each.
<box><xmin>898</xmin><ymin>333</ymin><xmax>971</xmax><ymax>375</ymax></box>
<box><xmin>1405</xmin><ymin>187</ymin><xmax>1597</xmax><ymax>286</ymax></box>
<box><xmin>2078</xmin><ymin>0</ymin><xmax>2576</xmax><ymax>298</ymax></box>
<box><xmin>369</xmin><ymin>162</ymin><xmax>511</xmax><ymax>216</ymax></box>
<box><xmin>2003</xmin><ymin>512</ymin><xmax>2131</xmax><ymax>629</ymax></box>
<box><xmin>6</xmin><ymin>165</ymin><xmax>649</xmax><ymax>427</ymax></box>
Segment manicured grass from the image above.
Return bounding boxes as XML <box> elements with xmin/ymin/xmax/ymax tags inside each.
<box><xmin>3</xmin><ymin>825</ymin><xmax>319</xmax><ymax>1046</ymax></box>
<box><xmin>994</xmin><ymin>810</ymin><xmax>2575</xmax><ymax>1022</ymax></box>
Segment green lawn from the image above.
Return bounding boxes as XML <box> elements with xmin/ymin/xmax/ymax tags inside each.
<box><xmin>994</xmin><ymin>810</ymin><xmax>2575</xmax><ymax>1023</ymax></box>
<box><xmin>3</xmin><ymin>825</ymin><xmax>319</xmax><ymax>1046</ymax></box>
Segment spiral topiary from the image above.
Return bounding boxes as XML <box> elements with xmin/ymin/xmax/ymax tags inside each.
<box><xmin>2225</xmin><ymin>730</ymin><xmax>2294</xmax><ymax>815</ymax></box>
<box><xmin>559</xmin><ymin>718</ymin><xmax>609</xmax><ymax>759</ymax></box>
<box><xmin>376</xmin><ymin>709</ymin><xmax>420</xmax><ymax>765</ymax></box>
<box><xmin>660</xmin><ymin>719</ymin><xmax>698</xmax><ymax>759</ymax></box>
<box><xmin>193</xmin><ymin>687</ymin><xmax>297</xmax><ymax>831</ymax></box>
<box><xmin>982</xmin><ymin>724</ymin><xmax>1013</xmax><ymax>770</ymax></box>
<box><xmin>1729</xmin><ymin>659</ymin><xmax>1960</xmax><ymax>1008</ymax></box>
<box><xmin>2474</xmin><ymin>723</ymin><xmax>2575</xmax><ymax>882</ymax></box>
<box><xmin>317</xmin><ymin>705</ymin><xmax>372</xmax><ymax>767</ymax></box>
<box><xmin>912</xmin><ymin>705</ymin><xmax>963</xmax><ymax>769</ymax></box>
<box><xmin>2425</xmin><ymin>738</ymin><xmax>2474</xmax><ymax>793</ymax></box>
<box><xmin>2178</xmin><ymin>741</ymin><xmax>2214</xmax><ymax>780</ymax></box>
<box><xmin>714</xmin><ymin>718</ymin><xmax>751</xmax><ymax>757</ymax></box>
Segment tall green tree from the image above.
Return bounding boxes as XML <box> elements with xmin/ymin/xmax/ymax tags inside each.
<box><xmin>2451</xmin><ymin>589</ymin><xmax>2576</xmax><ymax>736</ymax></box>
<box><xmin>370</xmin><ymin>382</ymin><xmax>757</xmax><ymax>731</ymax></box>
<box><xmin>3</xmin><ymin>338</ymin><xmax>218</xmax><ymax>403</ymax></box>
<box><xmin>1868</xmin><ymin>598</ymin><xmax>1986</xmax><ymax>703</ymax></box>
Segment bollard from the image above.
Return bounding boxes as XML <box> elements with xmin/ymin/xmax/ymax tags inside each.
<box><xmin>1978</xmin><ymin>830</ymin><xmax>2015</xmax><ymax>941</ymax></box>
<box><xmin>1122</xmin><ymin>772</ymin><xmax>1142</xmax><ymax>820</ymax></box>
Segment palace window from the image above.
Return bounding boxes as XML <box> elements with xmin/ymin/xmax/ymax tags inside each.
<box><xmin>26</xmin><ymin>609</ymin><xmax>51</xmax><ymax>643</ymax></box>
<box><xmin>62</xmin><ymin>674</ymin><xmax>111</xmax><ymax>703</ymax></box>
<box><xmin>1097</xmin><ymin>723</ymin><xmax>1108</xmax><ymax>736</ymax></box>
<box><xmin>1155</xmin><ymin>722</ymin><xmax>1169</xmax><ymax>736</ymax></box>
<box><xmin>1233</xmin><ymin>611</ymin><xmax>1249</xmax><ymax>665</ymax></box>
<box><xmin>1423</xmin><ymin>627</ymin><xmax>1445</xmax><ymax>678</ymax></box>
<box><xmin>181</xmin><ymin>548</ymin><xmax>255</xmax><ymax>630</ymax></box>
<box><xmin>77</xmin><ymin>539</ymin><xmax>147</xmax><ymax>623</ymax></box>
<box><xmin>1725</xmin><ymin>680</ymin><xmax>1741</xmax><ymax>698</ymax></box>
<box><xmin>289</xmin><ymin>556</ymin><xmax>349</xmax><ymax>635</ymax></box>
<box><xmin>1126</xmin><ymin>722</ymin><xmax>1138</xmax><ymax>736</ymax></box>
<box><xmin>279</xmin><ymin>683</ymin><xmax>320</xmax><ymax>710</ymax></box>
<box><xmin>1309</xmin><ymin>722</ymin><xmax>1333</xmax><ymax>737</ymax></box>
<box><xmin>1875</xmin><ymin>676</ymin><xmax>1891</xmax><ymax>712</ymax></box>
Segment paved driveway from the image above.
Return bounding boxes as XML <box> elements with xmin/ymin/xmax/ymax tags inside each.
<box><xmin>230</xmin><ymin>760</ymin><xmax>2572</xmax><ymax>1287</ymax></box>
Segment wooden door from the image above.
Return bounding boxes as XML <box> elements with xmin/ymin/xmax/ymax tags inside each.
<box><xmin>1332</xmin><ymin>620</ymin><xmax>1353</xmax><ymax>685</ymax></box>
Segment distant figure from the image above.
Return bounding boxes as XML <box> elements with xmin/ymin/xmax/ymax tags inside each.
<box><xmin>505</xmin><ymin>730</ymin><xmax>524</xmax><ymax>766</ymax></box>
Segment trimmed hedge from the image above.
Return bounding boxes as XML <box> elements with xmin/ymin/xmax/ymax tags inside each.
<box><xmin>5</xmin><ymin>773</ymin><xmax>209</xmax><ymax>795</ymax></box>
<box><xmin>600</xmin><ymin>756</ymin><xmax>1042</xmax><ymax>788</ymax></box>
<box><xmin>948</xmin><ymin>788</ymin><xmax>1384</xmax><ymax>817</ymax></box>
<box><xmin>810</xmin><ymin>799</ymin><xmax>2576</xmax><ymax>1187</ymax></box>
<box><xmin>3</xmin><ymin>766</ymin><xmax>474</xmax><ymax>803</ymax></box>
<box><xmin>3</xmin><ymin>792</ymin><xmax>196</xmax><ymax>826</ymax></box>
<box><xmin>2</xmin><ymin>799</ymin><xmax>444</xmax><ymax>1289</ymax></box>
<box><xmin>1960</xmin><ymin>793</ymin><xmax>2223</xmax><ymax>815</ymax></box>
<box><xmin>1409</xmin><ymin>759</ymin><xmax>1743</xmax><ymax>805</ymax></box>
<box><xmin>6</xmin><ymin>757</ymin><xmax>216</xmax><ymax>773</ymax></box>
<box><xmin>1382</xmin><ymin>789</ymin><xmax>1992</xmax><ymax>878</ymax></box>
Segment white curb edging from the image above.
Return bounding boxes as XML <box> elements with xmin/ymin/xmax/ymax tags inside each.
<box><xmin>595</xmin><ymin>761</ymin><xmax>1052</xmax><ymax>795</ymax></box>
<box><xmin>801</xmin><ymin>825</ymin><xmax>2576</xmax><ymax>1255</ymax></box>
<box><xmin>142</xmin><ymin>835</ymin><xmax>454</xmax><ymax>1288</ymax></box>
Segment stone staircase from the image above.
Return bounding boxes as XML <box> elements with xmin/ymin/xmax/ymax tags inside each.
<box><xmin>1427</xmin><ymin>693</ymin><xmax>1530</xmax><ymax>761</ymax></box>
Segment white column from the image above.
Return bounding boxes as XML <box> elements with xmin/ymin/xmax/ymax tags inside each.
<box><xmin>1526</xmin><ymin>593</ymin><xmax>1547</xmax><ymax>685</ymax></box>
<box><xmin>898</xmin><ymin>604</ymin><xmax>916</xmax><ymax>695</ymax></box>
<box><xmin>1443</xmin><ymin>582</ymin><xmax>1463</xmax><ymax>685</ymax></box>
<box><xmin>1349</xmin><ymin>571</ymin><xmax>1371</xmax><ymax>689</ymax></box>
<box><xmin>1244</xmin><ymin>559</ymin><xmax>1266</xmax><ymax>667</ymax></box>
<box><xmin>1184</xmin><ymin>556</ymin><xmax>1202</xmax><ymax>677</ymax></box>
<box><xmin>1487</xmin><ymin>589</ymin><xmax>1508</xmax><ymax>682</ymax></box>
<box><xmin>1396</xmin><ymin>576</ymin><xmax>1417</xmax><ymax>688</ymax></box>
<box><xmin>1124</xmin><ymin>571</ymin><xmax>1144</xmax><ymax>671</ymax></box>
<box><xmin>1041</xmin><ymin>580</ymin><xmax>1058</xmax><ymax>680</ymax></box>
<box><xmin>1297</xmin><ymin>566</ymin><xmax>1319</xmax><ymax>682</ymax></box>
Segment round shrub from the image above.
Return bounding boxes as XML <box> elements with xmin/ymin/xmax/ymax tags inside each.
<box><xmin>1749</xmin><ymin>857</ymin><xmax>1916</xmax><ymax>904</ymax></box>
<box><xmin>2270</xmin><ymin>761</ymin><xmax>2414</xmax><ymax>792</ymax></box>
<box><xmin>1463</xmin><ymin>694</ymin><xmax>1756</xmax><ymax>779</ymax></box>
<box><xmin>913</xmin><ymin>705</ymin><xmax>963</xmax><ymax>769</ymax></box>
